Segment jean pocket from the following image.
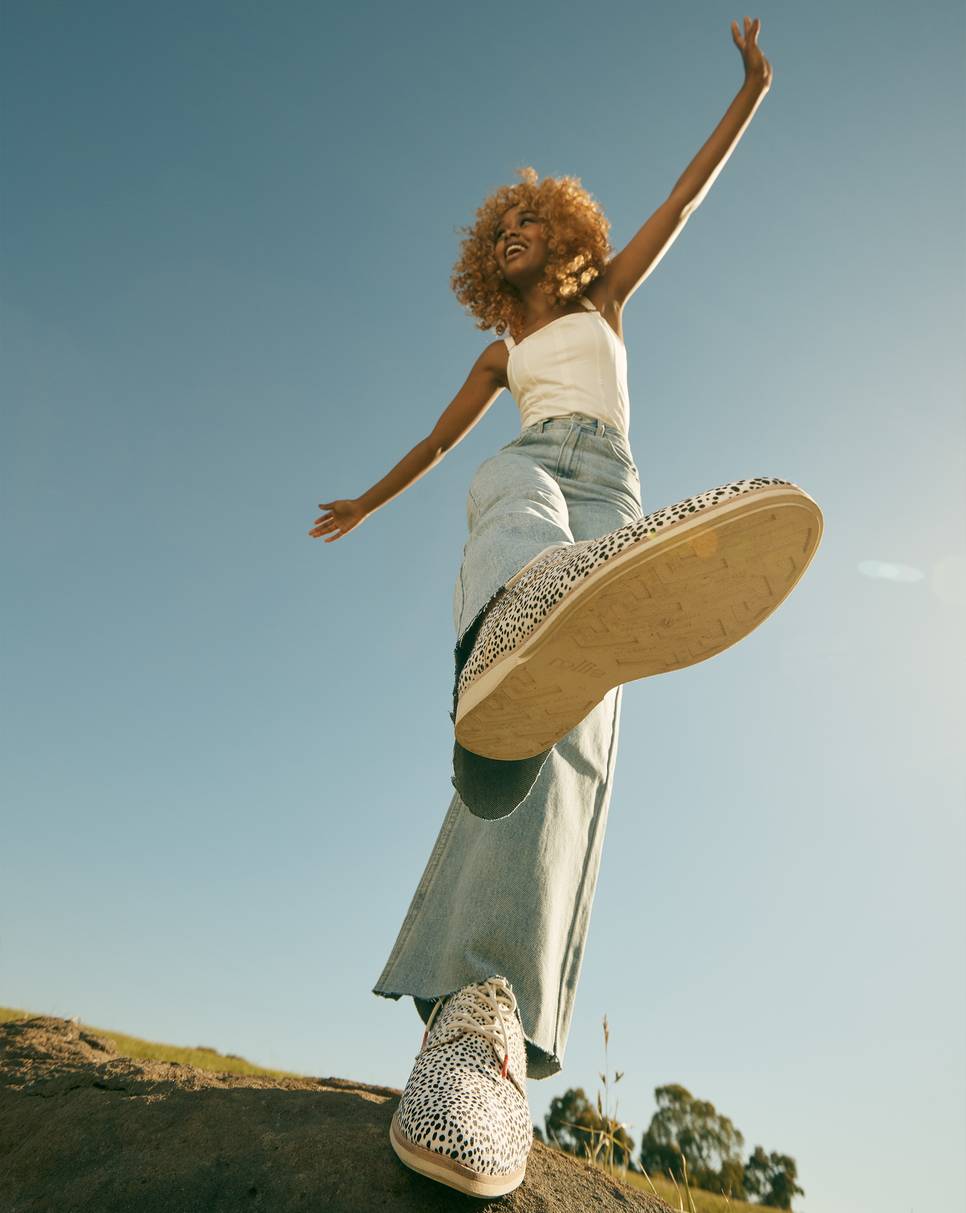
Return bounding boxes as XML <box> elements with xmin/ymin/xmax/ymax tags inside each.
<box><xmin>602</xmin><ymin>431</ymin><xmax>639</xmax><ymax>476</ymax></box>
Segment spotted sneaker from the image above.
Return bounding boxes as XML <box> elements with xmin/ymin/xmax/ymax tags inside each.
<box><xmin>389</xmin><ymin>976</ymin><xmax>533</xmax><ymax>1198</ymax></box>
<box><xmin>455</xmin><ymin>476</ymin><xmax>823</xmax><ymax>760</ymax></box>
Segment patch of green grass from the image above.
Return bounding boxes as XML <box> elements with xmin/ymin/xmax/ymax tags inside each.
<box><xmin>540</xmin><ymin>1141</ymin><xmax>782</xmax><ymax>1213</ymax></box>
<box><xmin>0</xmin><ymin>1004</ymin><xmax>303</xmax><ymax>1080</ymax></box>
<box><xmin>617</xmin><ymin>1163</ymin><xmax>779</xmax><ymax>1213</ymax></box>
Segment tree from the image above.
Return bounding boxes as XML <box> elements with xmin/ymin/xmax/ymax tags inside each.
<box><xmin>545</xmin><ymin>1087</ymin><xmax>598</xmax><ymax>1156</ymax></box>
<box><xmin>717</xmin><ymin>1157</ymin><xmax>748</xmax><ymax>1201</ymax></box>
<box><xmin>639</xmin><ymin>1083</ymin><xmax>746</xmax><ymax>1192</ymax></box>
<box><xmin>544</xmin><ymin>1087</ymin><xmax>634</xmax><ymax>1166</ymax></box>
<box><xmin>743</xmin><ymin>1145</ymin><xmax>805</xmax><ymax>1210</ymax></box>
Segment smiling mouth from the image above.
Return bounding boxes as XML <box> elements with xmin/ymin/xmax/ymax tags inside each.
<box><xmin>505</xmin><ymin>244</ymin><xmax>526</xmax><ymax>260</ymax></box>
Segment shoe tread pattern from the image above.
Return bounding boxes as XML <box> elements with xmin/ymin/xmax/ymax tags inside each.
<box><xmin>456</xmin><ymin>477</ymin><xmax>822</xmax><ymax>759</ymax></box>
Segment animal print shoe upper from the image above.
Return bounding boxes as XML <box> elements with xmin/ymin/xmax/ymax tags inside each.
<box><xmin>396</xmin><ymin>976</ymin><xmax>533</xmax><ymax>1179</ymax></box>
<box><xmin>457</xmin><ymin>475</ymin><xmax>792</xmax><ymax>701</ymax></box>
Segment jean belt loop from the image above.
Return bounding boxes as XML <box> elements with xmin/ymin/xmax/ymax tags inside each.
<box><xmin>596</xmin><ymin>418</ymin><xmax>605</xmax><ymax>437</ymax></box>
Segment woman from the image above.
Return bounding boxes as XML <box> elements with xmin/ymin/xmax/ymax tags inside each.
<box><xmin>309</xmin><ymin>18</ymin><xmax>819</xmax><ymax>1199</ymax></box>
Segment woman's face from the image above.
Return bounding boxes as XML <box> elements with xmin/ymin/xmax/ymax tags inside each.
<box><xmin>493</xmin><ymin>203</ymin><xmax>549</xmax><ymax>285</ymax></box>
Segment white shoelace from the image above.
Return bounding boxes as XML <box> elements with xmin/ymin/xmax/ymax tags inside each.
<box><xmin>420</xmin><ymin>977</ymin><xmax>524</xmax><ymax>1092</ymax></box>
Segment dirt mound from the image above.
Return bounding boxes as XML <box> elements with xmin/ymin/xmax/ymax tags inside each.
<box><xmin>0</xmin><ymin>1014</ymin><xmax>672</xmax><ymax>1212</ymax></box>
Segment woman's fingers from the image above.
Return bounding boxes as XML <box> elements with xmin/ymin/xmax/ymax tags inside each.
<box><xmin>310</xmin><ymin>499</ymin><xmax>364</xmax><ymax>541</ymax></box>
<box><xmin>309</xmin><ymin>516</ymin><xmax>353</xmax><ymax>539</ymax></box>
<box><xmin>732</xmin><ymin>15</ymin><xmax>760</xmax><ymax>48</ymax></box>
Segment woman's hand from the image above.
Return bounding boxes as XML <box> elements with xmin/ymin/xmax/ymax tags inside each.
<box><xmin>732</xmin><ymin>16</ymin><xmax>773</xmax><ymax>90</ymax></box>
<box><xmin>308</xmin><ymin>498</ymin><xmax>369</xmax><ymax>542</ymax></box>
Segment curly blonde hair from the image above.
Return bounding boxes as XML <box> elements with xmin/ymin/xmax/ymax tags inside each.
<box><xmin>450</xmin><ymin>166</ymin><xmax>612</xmax><ymax>338</ymax></box>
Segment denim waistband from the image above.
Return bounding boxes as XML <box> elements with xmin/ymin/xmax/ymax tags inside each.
<box><xmin>520</xmin><ymin>413</ymin><xmax>625</xmax><ymax>440</ymax></box>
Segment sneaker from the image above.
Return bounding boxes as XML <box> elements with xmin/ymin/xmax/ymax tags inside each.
<box><xmin>455</xmin><ymin>476</ymin><xmax>823</xmax><ymax>760</ymax></box>
<box><xmin>389</xmin><ymin>976</ymin><xmax>533</xmax><ymax>1198</ymax></box>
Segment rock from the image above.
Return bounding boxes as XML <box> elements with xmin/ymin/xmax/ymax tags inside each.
<box><xmin>0</xmin><ymin>1015</ymin><xmax>673</xmax><ymax>1212</ymax></box>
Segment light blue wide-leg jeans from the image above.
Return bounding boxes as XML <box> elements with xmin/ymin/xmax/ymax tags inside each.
<box><xmin>373</xmin><ymin>414</ymin><xmax>644</xmax><ymax>1079</ymax></box>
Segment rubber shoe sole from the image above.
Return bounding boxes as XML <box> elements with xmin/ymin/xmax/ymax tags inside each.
<box><xmin>389</xmin><ymin>1108</ymin><xmax>527</xmax><ymax>1198</ymax></box>
<box><xmin>455</xmin><ymin>482</ymin><xmax>823</xmax><ymax>761</ymax></box>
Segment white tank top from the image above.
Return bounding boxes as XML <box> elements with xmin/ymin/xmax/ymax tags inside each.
<box><xmin>503</xmin><ymin>296</ymin><xmax>630</xmax><ymax>438</ymax></box>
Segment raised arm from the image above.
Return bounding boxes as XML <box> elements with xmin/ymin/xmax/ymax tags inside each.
<box><xmin>597</xmin><ymin>17</ymin><xmax>773</xmax><ymax>310</ymax></box>
<box><xmin>308</xmin><ymin>340</ymin><xmax>507</xmax><ymax>543</ymax></box>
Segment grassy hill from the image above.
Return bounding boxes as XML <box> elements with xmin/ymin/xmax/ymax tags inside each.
<box><xmin>0</xmin><ymin>1003</ymin><xmax>301</xmax><ymax>1080</ymax></box>
<box><xmin>1</xmin><ymin>1003</ymin><xmax>783</xmax><ymax>1213</ymax></box>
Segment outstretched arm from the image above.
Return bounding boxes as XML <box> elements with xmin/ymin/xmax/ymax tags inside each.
<box><xmin>599</xmin><ymin>17</ymin><xmax>773</xmax><ymax>309</ymax></box>
<box><xmin>308</xmin><ymin>341</ymin><xmax>506</xmax><ymax>543</ymax></box>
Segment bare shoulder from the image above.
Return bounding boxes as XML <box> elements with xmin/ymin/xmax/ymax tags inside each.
<box><xmin>478</xmin><ymin>335</ymin><xmax>511</xmax><ymax>390</ymax></box>
<box><xmin>583</xmin><ymin>279</ymin><xmax>625</xmax><ymax>343</ymax></box>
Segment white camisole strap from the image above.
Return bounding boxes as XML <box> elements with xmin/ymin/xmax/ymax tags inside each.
<box><xmin>502</xmin><ymin>295</ymin><xmax>596</xmax><ymax>349</ymax></box>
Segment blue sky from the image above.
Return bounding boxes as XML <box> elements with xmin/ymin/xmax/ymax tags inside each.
<box><xmin>2</xmin><ymin>3</ymin><xmax>963</xmax><ymax>1211</ymax></box>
